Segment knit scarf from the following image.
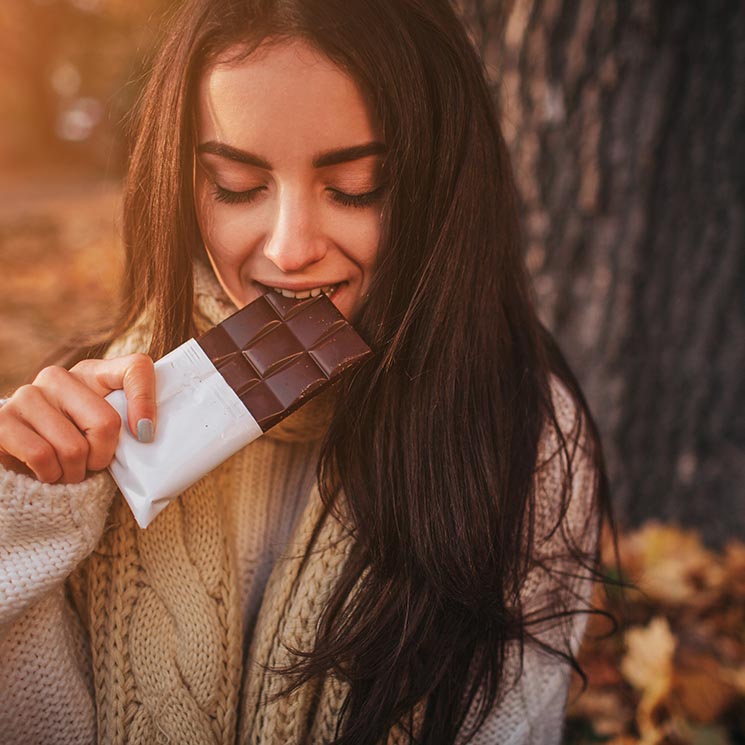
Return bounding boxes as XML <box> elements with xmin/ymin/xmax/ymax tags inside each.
<box><xmin>83</xmin><ymin>261</ymin><xmax>422</xmax><ymax>744</ymax></box>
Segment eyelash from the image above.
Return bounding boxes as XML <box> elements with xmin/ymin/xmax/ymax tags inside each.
<box><xmin>211</xmin><ymin>184</ymin><xmax>385</xmax><ymax>208</ymax></box>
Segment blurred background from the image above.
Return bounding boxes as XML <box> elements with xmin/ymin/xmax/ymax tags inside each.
<box><xmin>0</xmin><ymin>0</ymin><xmax>164</xmax><ymax>393</ymax></box>
<box><xmin>0</xmin><ymin>0</ymin><xmax>743</xmax><ymax>742</ymax></box>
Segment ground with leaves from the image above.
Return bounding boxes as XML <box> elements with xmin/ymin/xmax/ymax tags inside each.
<box><xmin>0</xmin><ymin>169</ymin><xmax>122</xmax><ymax>394</ymax></box>
<box><xmin>1</xmin><ymin>177</ymin><xmax>742</xmax><ymax>744</ymax></box>
<box><xmin>566</xmin><ymin>524</ymin><xmax>745</xmax><ymax>744</ymax></box>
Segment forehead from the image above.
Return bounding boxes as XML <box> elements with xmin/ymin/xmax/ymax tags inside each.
<box><xmin>195</xmin><ymin>39</ymin><xmax>380</xmax><ymax>157</ymax></box>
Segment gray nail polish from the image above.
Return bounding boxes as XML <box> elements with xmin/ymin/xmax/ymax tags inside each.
<box><xmin>137</xmin><ymin>418</ymin><xmax>154</xmax><ymax>443</ymax></box>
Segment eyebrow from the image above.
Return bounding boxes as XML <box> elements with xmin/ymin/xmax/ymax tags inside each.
<box><xmin>196</xmin><ymin>140</ymin><xmax>386</xmax><ymax>169</ymax></box>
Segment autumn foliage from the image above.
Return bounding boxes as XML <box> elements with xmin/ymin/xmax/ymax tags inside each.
<box><xmin>566</xmin><ymin>524</ymin><xmax>745</xmax><ymax>744</ymax></box>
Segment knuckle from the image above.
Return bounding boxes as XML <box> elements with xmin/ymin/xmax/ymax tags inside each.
<box><xmin>101</xmin><ymin>409</ymin><xmax>122</xmax><ymax>436</ymax></box>
<box><xmin>124</xmin><ymin>354</ymin><xmax>156</xmax><ymax>403</ymax></box>
<box><xmin>126</xmin><ymin>357</ymin><xmax>154</xmax><ymax>385</ymax></box>
<box><xmin>13</xmin><ymin>384</ymin><xmax>39</xmax><ymax>405</ymax></box>
<box><xmin>90</xmin><ymin>410</ymin><xmax>121</xmax><ymax>439</ymax></box>
<box><xmin>58</xmin><ymin>439</ymin><xmax>89</xmax><ymax>463</ymax></box>
<box><xmin>70</xmin><ymin>358</ymin><xmax>95</xmax><ymax>375</ymax></box>
<box><xmin>34</xmin><ymin>365</ymin><xmax>67</xmax><ymax>387</ymax></box>
<box><xmin>128</xmin><ymin>353</ymin><xmax>154</xmax><ymax>372</ymax></box>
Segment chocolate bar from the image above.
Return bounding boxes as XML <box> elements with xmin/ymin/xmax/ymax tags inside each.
<box><xmin>196</xmin><ymin>290</ymin><xmax>371</xmax><ymax>430</ymax></box>
<box><xmin>106</xmin><ymin>288</ymin><xmax>371</xmax><ymax>528</ymax></box>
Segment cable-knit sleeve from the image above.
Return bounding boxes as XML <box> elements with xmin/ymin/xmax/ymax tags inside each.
<box><xmin>0</xmin><ymin>450</ymin><xmax>117</xmax><ymax>743</ymax></box>
<box><xmin>0</xmin><ymin>318</ymin><xmax>152</xmax><ymax>744</ymax></box>
<box><xmin>0</xmin><ymin>318</ymin><xmax>150</xmax><ymax>629</ymax></box>
<box><xmin>0</xmin><ymin>465</ymin><xmax>115</xmax><ymax>629</ymax></box>
<box><xmin>457</xmin><ymin>376</ymin><xmax>601</xmax><ymax>745</ymax></box>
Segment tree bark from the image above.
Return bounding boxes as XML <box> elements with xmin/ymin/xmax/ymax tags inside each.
<box><xmin>457</xmin><ymin>0</ymin><xmax>745</xmax><ymax>546</ymax></box>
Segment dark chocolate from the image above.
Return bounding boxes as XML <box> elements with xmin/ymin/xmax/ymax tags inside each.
<box><xmin>196</xmin><ymin>291</ymin><xmax>371</xmax><ymax>430</ymax></box>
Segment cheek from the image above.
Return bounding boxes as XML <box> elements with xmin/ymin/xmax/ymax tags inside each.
<box><xmin>359</xmin><ymin>241</ymin><xmax>379</xmax><ymax>278</ymax></box>
<box><xmin>356</xmin><ymin>214</ymin><xmax>383</xmax><ymax>274</ymax></box>
<box><xmin>329</xmin><ymin>210</ymin><xmax>382</xmax><ymax>272</ymax></box>
<box><xmin>195</xmin><ymin>187</ymin><xmax>259</xmax><ymax>266</ymax></box>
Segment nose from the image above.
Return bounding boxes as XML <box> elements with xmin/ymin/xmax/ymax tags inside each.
<box><xmin>263</xmin><ymin>190</ymin><xmax>327</xmax><ymax>273</ymax></box>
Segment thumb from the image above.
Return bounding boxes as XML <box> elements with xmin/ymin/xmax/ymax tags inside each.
<box><xmin>71</xmin><ymin>353</ymin><xmax>157</xmax><ymax>442</ymax></box>
<box><xmin>121</xmin><ymin>354</ymin><xmax>157</xmax><ymax>443</ymax></box>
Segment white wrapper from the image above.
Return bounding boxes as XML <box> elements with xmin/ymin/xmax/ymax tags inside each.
<box><xmin>105</xmin><ymin>338</ymin><xmax>262</xmax><ymax>528</ymax></box>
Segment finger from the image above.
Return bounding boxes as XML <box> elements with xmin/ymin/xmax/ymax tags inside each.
<box><xmin>69</xmin><ymin>354</ymin><xmax>157</xmax><ymax>442</ymax></box>
<box><xmin>10</xmin><ymin>385</ymin><xmax>90</xmax><ymax>484</ymax></box>
<box><xmin>0</xmin><ymin>452</ymin><xmax>34</xmax><ymax>478</ymax></box>
<box><xmin>0</xmin><ymin>403</ymin><xmax>63</xmax><ymax>483</ymax></box>
<box><xmin>31</xmin><ymin>366</ymin><xmax>122</xmax><ymax>470</ymax></box>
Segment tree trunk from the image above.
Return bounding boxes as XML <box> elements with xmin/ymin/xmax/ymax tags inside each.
<box><xmin>457</xmin><ymin>0</ymin><xmax>745</xmax><ymax>546</ymax></box>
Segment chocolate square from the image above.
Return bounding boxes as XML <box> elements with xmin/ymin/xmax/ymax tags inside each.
<box><xmin>239</xmin><ymin>382</ymin><xmax>285</xmax><ymax>429</ymax></box>
<box><xmin>264</xmin><ymin>352</ymin><xmax>327</xmax><ymax>408</ymax></box>
<box><xmin>243</xmin><ymin>323</ymin><xmax>304</xmax><ymax>377</ymax></box>
<box><xmin>216</xmin><ymin>355</ymin><xmax>260</xmax><ymax>396</ymax></box>
<box><xmin>286</xmin><ymin>301</ymin><xmax>346</xmax><ymax>348</ymax></box>
<box><xmin>221</xmin><ymin>295</ymin><xmax>279</xmax><ymax>348</ymax></box>
<box><xmin>310</xmin><ymin>324</ymin><xmax>373</xmax><ymax>377</ymax></box>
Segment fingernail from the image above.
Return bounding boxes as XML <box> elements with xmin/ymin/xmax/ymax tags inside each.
<box><xmin>137</xmin><ymin>418</ymin><xmax>154</xmax><ymax>443</ymax></box>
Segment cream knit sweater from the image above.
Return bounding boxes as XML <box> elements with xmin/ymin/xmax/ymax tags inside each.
<box><xmin>0</xmin><ymin>263</ymin><xmax>598</xmax><ymax>744</ymax></box>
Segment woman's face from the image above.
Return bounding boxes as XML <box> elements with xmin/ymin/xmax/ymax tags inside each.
<box><xmin>194</xmin><ymin>38</ymin><xmax>385</xmax><ymax>320</ymax></box>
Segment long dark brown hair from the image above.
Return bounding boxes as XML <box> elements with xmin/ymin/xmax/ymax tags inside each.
<box><xmin>59</xmin><ymin>0</ymin><xmax>615</xmax><ymax>741</ymax></box>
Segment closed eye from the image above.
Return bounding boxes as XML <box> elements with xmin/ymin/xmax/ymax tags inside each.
<box><xmin>211</xmin><ymin>184</ymin><xmax>386</xmax><ymax>208</ymax></box>
<box><xmin>328</xmin><ymin>186</ymin><xmax>386</xmax><ymax>208</ymax></box>
<box><xmin>212</xmin><ymin>185</ymin><xmax>265</xmax><ymax>205</ymax></box>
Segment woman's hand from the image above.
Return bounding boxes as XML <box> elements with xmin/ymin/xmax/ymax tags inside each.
<box><xmin>0</xmin><ymin>354</ymin><xmax>156</xmax><ymax>484</ymax></box>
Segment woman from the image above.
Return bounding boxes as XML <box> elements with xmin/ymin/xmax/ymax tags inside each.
<box><xmin>0</xmin><ymin>0</ymin><xmax>612</xmax><ymax>742</ymax></box>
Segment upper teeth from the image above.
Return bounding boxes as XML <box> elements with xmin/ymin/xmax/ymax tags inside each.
<box><xmin>272</xmin><ymin>284</ymin><xmax>339</xmax><ymax>299</ymax></box>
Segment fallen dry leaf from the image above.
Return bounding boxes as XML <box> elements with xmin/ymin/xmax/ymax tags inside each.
<box><xmin>622</xmin><ymin>617</ymin><xmax>676</xmax><ymax>692</ymax></box>
<box><xmin>619</xmin><ymin>524</ymin><xmax>725</xmax><ymax>607</ymax></box>
<box><xmin>621</xmin><ymin>618</ymin><xmax>678</xmax><ymax>744</ymax></box>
